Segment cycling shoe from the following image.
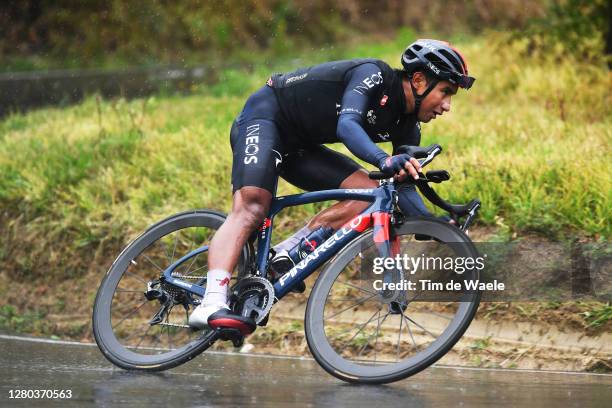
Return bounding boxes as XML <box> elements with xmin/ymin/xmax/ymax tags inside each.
<box><xmin>207</xmin><ymin>308</ymin><xmax>256</xmax><ymax>336</ymax></box>
<box><xmin>189</xmin><ymin>302</ymin><xmax>228</xmax><ymax>330</ymax></box>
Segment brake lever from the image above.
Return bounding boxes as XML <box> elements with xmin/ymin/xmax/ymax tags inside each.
<box><xmin>460</xmin><ymin>201</ymin><xmax>481</xmax><ymax>231</ymax></box>
<box><xmin>418</xmin><ymin>145</ymin><xmax>442</xmax><ymax>168</ymax></box>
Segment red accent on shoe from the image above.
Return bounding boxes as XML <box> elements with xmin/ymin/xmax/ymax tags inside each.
<box><xmin>208</xmin><ymin>318</ymin><xmax>255</xmax><ymax>336</ymax></box>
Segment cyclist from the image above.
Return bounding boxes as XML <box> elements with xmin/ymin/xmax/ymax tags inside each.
<box><xmin>189</xmin><ymin>39</ymin><xmax>475</xmax><ymax>333</ymax></box>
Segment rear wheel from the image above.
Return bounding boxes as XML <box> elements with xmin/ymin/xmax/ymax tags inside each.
<box><xmin>92</xmin><ymin>210</ymin><xmax>250</xmax><ymax>371</ymax></box>
<box><xmin>305</xmin><ymin>218</ymin><xmax>481</xmax><ymax>384</ymax></box>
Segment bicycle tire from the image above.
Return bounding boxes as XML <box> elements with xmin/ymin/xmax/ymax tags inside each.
<box><xmin>92</xmin><ymin>209</ymin><xmax>250</xmax><ymax>371</ymax></box>
<box><xmin>305</xmin><ymin>217</ymin><xmax>481</xmax><ymax>384</ymax></box>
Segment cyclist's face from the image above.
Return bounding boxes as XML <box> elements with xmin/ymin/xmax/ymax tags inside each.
<box><xmin>418</xmin><ymin>80</ymin><xmax>458</xmax><ymax>123</ymax></box>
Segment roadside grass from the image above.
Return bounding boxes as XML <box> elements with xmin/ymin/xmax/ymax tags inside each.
<box><xmin>581</xmin><ymin>303</ymin><xmax>612</xmax><ymax>328</ymax></box>
<box><xmin>0</xmin><ymin>30</ymin><xmax>609</xmax><ymax>288</ymax></box>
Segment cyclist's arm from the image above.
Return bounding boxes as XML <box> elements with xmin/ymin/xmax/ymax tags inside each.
<box><xmin>336</xmin><ymin>64</ymin><xmax>389</xmax><ymax>167</ymax></box>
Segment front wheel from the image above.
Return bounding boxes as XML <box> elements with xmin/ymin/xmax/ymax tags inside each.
<box><xmin>92</xmin><ymin>209</ymin><xmax>251</xmax><ymax>371</ymax></box>
<box><xmin>305</xmin><ymin>218</ymin><xmax>481</xmax><ymax>384</ymax></box>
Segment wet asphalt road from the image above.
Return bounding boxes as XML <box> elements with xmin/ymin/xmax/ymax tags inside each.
<box><xmin>0</xmin><ymin>334</ymin><xmax>610</xmax><ymax>407</ymax></box>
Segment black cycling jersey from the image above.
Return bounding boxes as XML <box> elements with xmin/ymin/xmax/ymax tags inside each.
<box><xmin>268</xmin><ymin>59</ymin><xmax>420</xmax><ymax>166</ymax></box>
<box><xmin>230</xmin><ymin>58</ymin><xmax>423</xmax><ymax>200</ymax></box>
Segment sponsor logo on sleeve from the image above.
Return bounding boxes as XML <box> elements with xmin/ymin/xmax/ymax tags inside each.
<box><xmin>353</xmin><ymin>71</ymin><xmax>383</xmax><ymax>95</ymax></box>
<box><xmin>244</xmin><ymin>124</ymin><xmax>260</xmax><ymax>164</ymax></box>
<box><xmin>340</xmin><ymin>107</ymin><xmax>363</xmax><ymax>115</ymax></box>
<box><xmin>285</xmin><ymin>73</ymin><xmax>308</xmax><ymax>84</ymax></box>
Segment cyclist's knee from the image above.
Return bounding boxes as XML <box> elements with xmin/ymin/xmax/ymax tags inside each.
<box><xmin>232</xmin><ymin>187</ymin><xmax>271</xmax><ymax>230</ymax></box>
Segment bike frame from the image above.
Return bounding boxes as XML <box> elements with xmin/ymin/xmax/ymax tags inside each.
<box><xmin>160</xmin><ymin>181</ymin><xmax>399</xmax><ymax>301</ymax></box>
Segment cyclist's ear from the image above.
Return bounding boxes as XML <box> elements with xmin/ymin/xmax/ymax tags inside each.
<box><xmin>411</xmin><ymin>71</ymin><xmax>429</xmax><ymax>91</ymax></box>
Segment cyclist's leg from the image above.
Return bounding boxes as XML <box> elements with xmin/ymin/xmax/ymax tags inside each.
<box><xmin>190</xmin><ymin>86</ymin><xmax>283</xmax><ymax>332</ymax></box>
<box><xmin>280</xmin><ymin>145</ymin><xmax>378</xmax><ymax>231</ymax></box>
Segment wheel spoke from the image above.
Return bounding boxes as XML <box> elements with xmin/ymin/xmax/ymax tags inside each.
<box><xmin>134</xmin><ymin>325</ymin><xmax>153</xmax><ymax>350</ymax></box>
<box><xmin>337</xmin><ymin>279</ymin><xmax>377</xmax><ymax>296</ymax></box>
<box><xmin>402</xmin><ymin>314</ymin><xmax>437</xmax><ymax>338</ymax></box>
<box><xmin>402</xmin><ymin>314</ymin><xmax>418</xmax><ymax>351</ymax></box>
<box><xmin>338</xmin><ymin>306</ymin><xmax>383</xmax><ymax>353</ymax></box>
<box><xmin>324</xmin><ymin>293</ymin><xmax>377</xmax><ymax>320</ymax></box>
<box><xmin>112</xmin><ymin>297</ymin><xmax>147</xmax><ymax>313</ymax></box>
<box><xmin>396</xmin><ymin>312</ymin><xmax>403</xmax><ymax>361</ymax></box>
<box><xmin>125</xmin><ymin>271</ymin><xmax>148</xmax><ymax>284</ymax></box>
<box><xmin>183</xmin><ymin>263</ymin><xmax>207</xmax><ymax>277</ymax></box>
<box><xmin>166</xmin><ymin>314</ymin><xmax>173</xmax><ymax>350</ymax></box>
<box><xmin>142</xmin><ymin>254</ymin><xmax>165</xmax><ymax>273</ymax></box>
<box><xmin>116</xmin><ymin>288</ymin><xmax>143</xmax><ymax>293</ymax></box>
<box><xmin>112</xmin><ymin>300</ymin><xmax>148</xmax><ymax>330</ymax></box>
<box><xmin>374</xmin><ymin>309</ymin><xmax>383</xmax><ymax>363</ymax></box>
<box><xmin>356</xmin><ymin>312</ymin><xmax>390</xmax><ymax>358</ymax></box>
<box><xmin>180</xmin><ymin>239</ymin><xmax>198</xmax><ymax>275</ymax></box>
<box><xmin>169</xmin><ymin>232</ymin><xmax>179</xmax><ymax>265</ymax></box>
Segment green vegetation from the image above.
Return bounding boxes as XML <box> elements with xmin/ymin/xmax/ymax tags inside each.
<box><xmin>469</xmin><ymin>336</ymin><xmax>492</xmax><ymax>350</ymax></box>
<box><xmin>0</xmin><ymin>305</ymin><xmax>52</xmax><ymax>335</ymax></box>
<box><xmin>581</xmin><ymin>303</ymin><xmax>612</xmax><ymax>328</ymax></box>
<box><xmin>1</xmin><ymin>1</ymin><xmax>547</xmax><ymax>72</ymax></box>
<box><xmin>0</xmin><ymin>31</ymin><xmax>610</xmax><ymax>285</ymax></box>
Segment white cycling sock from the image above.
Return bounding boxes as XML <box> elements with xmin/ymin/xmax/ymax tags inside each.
<box><xmin>202</xmin><ymin>269</ymin><xmax>232</xmax><ymax>306</ymax></box>
<box><xmin>273</xmin><ymin>225</ymin><xmax>312</xmax><ymax>255</ymax></box>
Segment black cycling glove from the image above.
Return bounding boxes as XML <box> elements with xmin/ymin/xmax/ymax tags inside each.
<box><xmin>378</xmin><ymin>153</ymin><xmax>413</xmax><ymax>175</ymax></box>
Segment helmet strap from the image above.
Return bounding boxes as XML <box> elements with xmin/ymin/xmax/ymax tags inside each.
<box><xmin>409</xmin><ymin>73</ymin><xmax>438</xmax><ymax>119</ymax></box>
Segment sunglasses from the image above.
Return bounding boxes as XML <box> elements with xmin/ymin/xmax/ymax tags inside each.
<box><xmin>423</xmin><ymin>61</ymin><xmax>476</xmax><ymax>90</ymax></box>
<box><xmin>444</xmin><ymin>71</ymin><xmax>476</xmax><ymax>89</ymax></box>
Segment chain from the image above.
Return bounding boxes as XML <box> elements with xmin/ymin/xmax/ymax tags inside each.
<box><xmin>158</xmin><ymin>322</ymin><xmax>191</xmax><ymax>329</ymax></box>
<box><xmin>170</xmin><ymin>274</ymin><xmax>206</xmax><ymax>280</ymax></box>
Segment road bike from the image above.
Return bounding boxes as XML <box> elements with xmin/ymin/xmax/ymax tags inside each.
<box><xmin>92</xmin><ymin>144</ymin><xmax>482</xmax><ymax>384</ymax></box>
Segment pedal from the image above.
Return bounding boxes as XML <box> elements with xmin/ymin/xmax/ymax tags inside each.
<box><xmin>217</xmin><ymin>327</ymin><xmax>245</xmax><ymax>348</ymax></box>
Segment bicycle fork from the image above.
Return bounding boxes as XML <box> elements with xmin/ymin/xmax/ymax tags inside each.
<box><xmin>372</xmin><ymin>211</ymin><xmax>406</xmax><ymax>313</ymax></box>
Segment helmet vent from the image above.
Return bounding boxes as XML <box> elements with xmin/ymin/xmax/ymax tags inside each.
<box><xmin>439</xmin><ymin>49</ymin><xmax>464</xmax><ymax>74</ymax></box>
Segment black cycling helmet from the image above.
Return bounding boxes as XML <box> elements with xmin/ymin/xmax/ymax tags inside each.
<box><xmin>401</xmin><ymin>39</ymin><xmax>475</xmax><ymax>118</ymax></box>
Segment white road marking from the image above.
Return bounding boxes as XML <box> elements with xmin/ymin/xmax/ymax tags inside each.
<box><xmin>1</xmin><ymin>334</ymin><xmax>610</xmax><ymax>377</ymax></box>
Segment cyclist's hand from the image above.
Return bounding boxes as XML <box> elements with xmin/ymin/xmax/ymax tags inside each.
<box><xmin>379</xmin><ymin>154</ymin><xmax>421</xmax><ymax>180</ymax></box>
